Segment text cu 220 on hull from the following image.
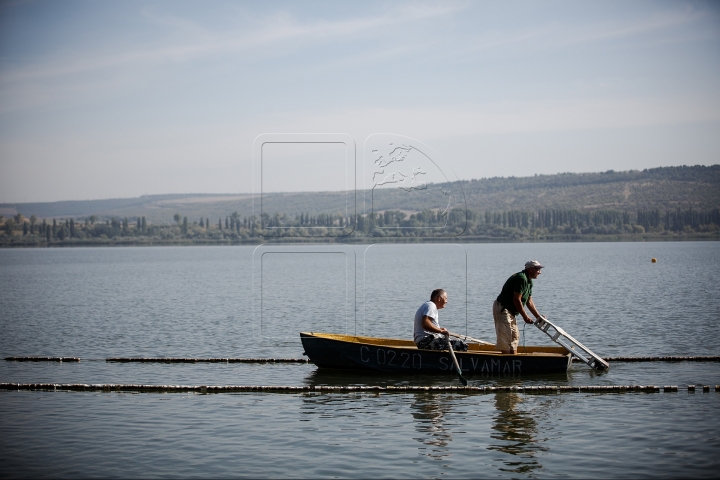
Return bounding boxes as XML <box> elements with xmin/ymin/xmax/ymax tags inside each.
<box><xmin>300</xmin><ymin>332</ymin><xmax>572</xmax><ymax>375</ymax></box>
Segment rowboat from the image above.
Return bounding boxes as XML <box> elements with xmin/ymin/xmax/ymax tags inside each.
<box><xmin>300</xmin><ymin>332</ymin><xmax>572</xmax><ymax>375</ymax></box>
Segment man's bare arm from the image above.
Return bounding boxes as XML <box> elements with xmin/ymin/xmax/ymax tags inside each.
<box><xmin>421</xmin><ymin>316</ymin><xmax>448</xmax><ymax>335</ymax></box>
<box><xmin>526</xmin><ymin>296</ymin><xmax>541</xmax><ymax>321</ymax></box>
<box><xmin>512</xmin><ymin>292</ymin><xmax>534</xmax><ymax>324</ymax></box>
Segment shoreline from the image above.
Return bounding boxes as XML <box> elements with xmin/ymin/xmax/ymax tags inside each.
<box><xmin>1</xmin><ymin>232</ymin><xmax>718</xmax><ymax>248</ymax></box>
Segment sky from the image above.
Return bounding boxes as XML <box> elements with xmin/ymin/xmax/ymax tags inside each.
<box><xmin>0</xmin><ymin>0</ymin><xmax>719</xmax><ymax>203</ymax></box>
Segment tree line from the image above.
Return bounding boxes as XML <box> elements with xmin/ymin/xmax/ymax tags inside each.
<box><xmin>354</xmin><ymin>207</ymin><xmax>720</xmax><ymax>237</ymax></box>
<box><xmin>2</xmin><ymin>206</ymin><xmax>718</xmax><ymax>244</ymax></box>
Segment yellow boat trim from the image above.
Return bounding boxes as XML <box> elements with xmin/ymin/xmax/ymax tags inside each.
<box><xmin>301</xmin><ymin>332</ymin><xmax>569</xmax><ymax>357</ymax></box>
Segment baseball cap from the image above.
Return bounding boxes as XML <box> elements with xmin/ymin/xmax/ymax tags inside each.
<box><xmin>525</xmin><ymin>260</ymin><xmax>544</xmax><ymax>269</ymax></box>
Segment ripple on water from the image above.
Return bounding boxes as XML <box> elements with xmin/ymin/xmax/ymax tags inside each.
<box><xmin>1</xmin><ymin>390</ymin><xmax>719</xmax><ymax>478</ymax></box>
<box><xmin>1</xmin><ymin>243</ymin><xmax>720</xmax><ymax>477</ymax></box>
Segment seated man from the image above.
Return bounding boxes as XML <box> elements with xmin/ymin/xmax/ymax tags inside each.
<box><xmin>413</xmin><ymin>289</ymin><xmax>468</xmax><ymax>351</ymax></box>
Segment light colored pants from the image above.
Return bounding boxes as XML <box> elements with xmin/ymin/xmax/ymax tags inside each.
<box><xmin>493</xmin><ymin>300</ymin><xmax>519</xmax><ymax>351</ymax></box>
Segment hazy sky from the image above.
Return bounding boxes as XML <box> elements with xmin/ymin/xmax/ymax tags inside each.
<box><xmin>1</xmin><ymin>0</ymin><xmax>719</xmax><ymax>202</ymax></box>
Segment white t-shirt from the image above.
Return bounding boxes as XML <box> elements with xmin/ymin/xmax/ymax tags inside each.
<box><xmin>414</xmin><ymin>300</ymin><xmax>439</xmax><ymax>343</ymax></box>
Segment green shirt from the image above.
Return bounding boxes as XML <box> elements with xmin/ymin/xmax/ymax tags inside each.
<box><xmin>496</xmin><ymin>271</ymin><xmax>533</xmax><ymax>314</ymax></box>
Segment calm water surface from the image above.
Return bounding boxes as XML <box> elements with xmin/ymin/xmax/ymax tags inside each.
<box><xmin>1</xmin><ymin>242</ymin><xmax>719</xmax><ymax>478</ymax></box>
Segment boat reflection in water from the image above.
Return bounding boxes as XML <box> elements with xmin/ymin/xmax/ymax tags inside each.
<box><xmin>410</xmin><ymin>393</ymin><xmax>453</xmax><ymax>460</ymax></box>
<box><xmin>301</xmin><ymin>369</ymin><xmax>565</xmax><ymax>475</ymax></box>
<box><xmin>488</xmin><ymin>392</ymin><xmax>547</xmax><ymax>474</ymax></box>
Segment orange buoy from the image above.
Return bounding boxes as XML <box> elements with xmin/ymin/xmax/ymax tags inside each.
<box><xmin>651</xmin><ymin>258</ymin><xmax>657</xmax><ymax>263</ymax></box>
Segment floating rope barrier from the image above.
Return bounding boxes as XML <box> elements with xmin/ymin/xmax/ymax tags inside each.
<box><xmin>5</xmin><ymin>356</ymin><xmax>719</xmax><ymax>363</ymax></box>
<box><xmin>581</xmin><ymin>356</ymin><xmax>720</xmax><ymax>362</ymax></box>
<box><xmin>4</xmin><ymin>356</ymin><xmax>80</xmax><ymax>362</ymax></box>
<box><xmin>105</xmin><ymin>357</ymin><xmax>310</xmax><ymax>363</ymax></box>
<box><xmin>1</xmin><ymin>382</ymin><xmax>718</xmax><ymax>394</ymax></box>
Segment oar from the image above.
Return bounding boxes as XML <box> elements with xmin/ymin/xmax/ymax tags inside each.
<box><xmin>449</xmin><ymin>332</ymin><xmax>493</xmax><ymax>345</ymax></box>
<box><xmin>445</xmin><ymin>336</ymin><xmax>468</xmax><ymax>386</ymax></box>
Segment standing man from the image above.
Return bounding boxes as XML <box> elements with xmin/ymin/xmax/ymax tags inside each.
<box><xmin>493</xmin><ymin>260</ymin><xmax>544</xmax><ymax>354</ymax></box>
<box><xmin>414</xmin><ymin>289</ymin><xmax>468</xmax><ymax>351</ymax></box>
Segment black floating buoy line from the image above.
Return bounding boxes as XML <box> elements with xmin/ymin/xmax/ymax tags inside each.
<box><xmin>5</xmin><ymin>356</ymin><xmax>720</xmax><ymax>363</ymax></box>
<box><xmin>1</xmin><ymin>383</ymin><xmax>718</xmax><ymax>395</ymax></box>
<box><xmin>4</xmin><ymin>356</ymin><xmax>81</xmax><ymax>362</ymax></box>
<box><xmin>4</xmin><ymin>356</ymin><xmax>311</xmax><ymax>363</ymax></box>
<box><xmin>104</xmin><ymin>357</ymin><xmax>311</xmax><ymax>363</ymax></box>
<box><xmin>586</xmin><ymin>356</ymin><xmax>720</xmax><ymax>363</ymax></box>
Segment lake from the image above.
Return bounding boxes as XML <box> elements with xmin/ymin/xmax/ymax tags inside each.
<box><xmin>1</xmin><ymin>242</ymin><xmax>719</xmax><ymax>478</ymax></box>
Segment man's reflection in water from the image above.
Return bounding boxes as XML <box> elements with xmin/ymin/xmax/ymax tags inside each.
<box><xmin>488</xmin><ymin>392</ymin><xmax>546</xmax><ymax>474</ymax></box>
<box><xmin>411</xmin><ymin>393</ymin><xmax>453</xmax><ymax>460</ymax></box>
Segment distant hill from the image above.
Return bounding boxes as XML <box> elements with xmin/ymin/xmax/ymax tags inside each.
<box><xmin>2</xmin><ymin>165</ymin><xmax>718</xmax><ymax>223</ymax></box>
<box><xmin>444</xmin><ymin>165</ymin><xmax>720</xmax><ymax>212</ymax></box>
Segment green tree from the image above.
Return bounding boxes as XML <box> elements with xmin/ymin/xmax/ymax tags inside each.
<box><xmin>5</xmin><ymin>217</ymin><xmax>16</xmax><ymax>235</ymax></box>
<box><xmin>174</xmin><ymin>213</ymin><xmax>181</xmax><ymax>224</ymax></box>
<box><xmin>141</xmin><ymin>216</ymin><xmax>147</xmax><ymax>233</ymax></box>
<box><xmin>182</xmin><ymin>217</ymin><xmax>188</xmax><ymax>234</ymax></box>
